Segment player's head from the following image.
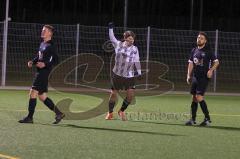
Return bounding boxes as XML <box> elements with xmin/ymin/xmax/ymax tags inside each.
<box><xmin>123</xmin><ymin>30</ymin><xmax>135</xmax><ymax>46</ymax></box>
<box><xmin>197</xmin><ymin>32</ymin><xmax>208</xmax><ymax>48</ymax></box>
<box><xmin>41</xmin><ymin>24</ymin><xmax>54</xmax><ymax>39</ymax></box>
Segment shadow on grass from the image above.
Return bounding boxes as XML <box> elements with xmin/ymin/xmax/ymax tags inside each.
<box><xmin>128</xmin><ymin>120</ymin><xmax>184</xmax><ymax>125</ymax></box>
<box><xmin>38</xmin><ymin>123</ymin><xmax>184</xmax><ymax>137</ymax></box>
<box><xmin>128</xmin><ymin>120</ymin><xmax>240</xmax><ymax>131</ymax></box>
<box><xmin>199</xmin><ymin>125</ymin><xmax>240</xmax><ymax>131</ymax></box>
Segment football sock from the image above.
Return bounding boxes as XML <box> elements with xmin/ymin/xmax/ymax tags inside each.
<box><xmin>120</xmin><ymin>98</ymin><xmax>130</xmax><ymax>112</ymax></box>
<box><xmin>108</xmin><ymin>101</ymin><xmax>115</xmax><ymax>113</ymax></box>
<box><xmin>27</xmin><ymin>98</ymin><xmax>37</xmax><ymax>119</ymax></box>
<box><xmin>44</xmin><ymin>97</ymin><xmax>61</xmax><ymax>115</ymax></box>
<box><xmin>199</xmin><ymin>100</ymin><xmax>210</xmax><ymax>120</ymax></box>
<box><xmin>191</xmin><ymin>101</ymin><xmax>198</xmax><ymax>121</ymax></box>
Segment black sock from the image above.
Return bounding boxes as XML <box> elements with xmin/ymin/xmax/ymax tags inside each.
<box><xmin>191</xmin><ymin>101</ymin><xmax>198</xmax><ymax>121</ymax></box>
<box><xmin>199</xmin><ymin>100</ymin><xmax>210</xmax><ymax>120</ymax></box>
<box><xmin>120</xmin><ymin>99</ymin><xmax>130</xmax><ymax>112</ymax></box>
<box><xmin>27</xmin><ymin>98</ymin><xmax>37</xmax><ymax>119</ymax></box>
<box><xmin>108</xmin><ymin>101</ymin><xmax>115</xmax><ymax>113</ymax></box>
<box><xmin>44</xmin><ymin>97</ymin><xmax>61</xmax><ymax>115</ymax></box>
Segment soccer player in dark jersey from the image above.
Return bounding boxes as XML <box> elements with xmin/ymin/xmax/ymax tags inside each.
<box><xmin>186</xmin><ymin>32</ymin><xmax>219</xmax><ymax>126</ymax></box>
<box><xmin>105</xmin><ymin>22</ymin><xmax>141</xmax><ymax>121</ymax></box>
<box><xmin>18</xmin><ymin>25</ymin><xmax>65</xmax><ymax>124</ymax></box>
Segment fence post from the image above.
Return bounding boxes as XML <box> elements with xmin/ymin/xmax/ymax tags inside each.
<box><xmin>1</xmin><ymin>0</ymin><xmax>10</xmax><ymax>86</ymax></box>
<box><xmin>213</xmin><ymin>29</ymin><xmax>219</xmax><ymax>92</ymax></box>
<box><xmin>75</xmin><ymin>24</ymin><xmax>80</xmax><ymax>86</ymax></box>
<box><xmin>145</xmin><ymin>26</ymin><xmax>150</xmax><ymax>90</ymax></box>
<box><xmin>124</xmin><ymin>0</ymin><xmax>128</xmax><ymax>30</ymax></box>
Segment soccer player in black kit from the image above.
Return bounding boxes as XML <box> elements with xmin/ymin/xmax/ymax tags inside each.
<box><xmin>186</xmin><ymin>32</ymin><xmax>219</xmax><ymax>126</ymax></box>
<box><xmin>19</xmin><ymin>25</ymin><xmax>65</xmax><ymax>124</ymax></box>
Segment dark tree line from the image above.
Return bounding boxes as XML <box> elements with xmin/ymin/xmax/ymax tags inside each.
<box><xmin>1</xmin><ymin>0</ymin><xmax>240</xmax><ymax>31</ymax></box>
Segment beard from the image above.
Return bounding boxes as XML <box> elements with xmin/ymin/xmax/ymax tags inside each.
<box><xmin>197</xmin><ymin>41</ymin><xmax>205</xmax><ymax>47</ymax></box>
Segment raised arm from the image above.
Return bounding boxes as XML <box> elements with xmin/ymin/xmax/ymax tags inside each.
<box><xmin>108</xmin><ymin>22</ymin><xmax>119</xmax><ymax>47</ymax></box>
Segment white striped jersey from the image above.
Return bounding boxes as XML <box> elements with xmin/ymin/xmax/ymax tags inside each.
<box><xmin>109</xmin><ymin>28</ymin><xmax>141</xmax><ymax>78</ymax></box>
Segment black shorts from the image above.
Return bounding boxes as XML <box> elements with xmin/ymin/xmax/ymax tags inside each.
<box><xmin>32</xmin><ymin>70</ymin><xmax>50</xmax><ymax>95</ymax></box>
<box><xmin>111</xmin><ymin>73</ymin><xmax>135</xmax><ymax>90</ymax></box>
<box><xmin>190</xmin><ymin>76</ymin><xmax>209</xmax><ymax>96</ymax></box>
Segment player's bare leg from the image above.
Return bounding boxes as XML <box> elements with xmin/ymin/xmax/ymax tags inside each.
<box><xmin>118</xmin><ymin>89</ymin><xmax>134</xmax><ymax>121</ymax></box>
<box><xmin>105</xmin><ymin>90</ymin><xmax>118</xmax><ymax>120</ymax></box>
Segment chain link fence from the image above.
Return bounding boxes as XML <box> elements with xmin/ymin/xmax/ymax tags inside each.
<box><xmin>0</xmin><ymin>22</ymin><xmax>239</xmax><ymax>93</ymax></box>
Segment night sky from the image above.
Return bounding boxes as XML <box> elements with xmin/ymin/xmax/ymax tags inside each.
<box><xmin>1</xmin><ymin>0</ymin><xmax>240</xmax><ymax>31</ymax></box>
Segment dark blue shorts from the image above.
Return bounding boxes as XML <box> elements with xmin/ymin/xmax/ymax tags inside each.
<box><xmin>190</xmin><ymin>76</ymin><xmax>209</xmax><ymax>96</ymax></box>
<box><xmin>32</xmin><ymin>70</ymin><xmax>50</xmax><ymax>95</ymax></box>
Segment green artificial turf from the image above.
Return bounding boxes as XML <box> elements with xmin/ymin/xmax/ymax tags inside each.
<box><xmin>0</xmin><ymin>90</ymin><xmax>239</xmax><ymax>159</ymax></box>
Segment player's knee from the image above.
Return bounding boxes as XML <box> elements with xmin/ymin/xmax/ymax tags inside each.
<box><xmin>38</xmin><ymin>93</ymin><xmax>47</xmax><ymax>102</ymax></box>
<box><xmin>29</xmin><ymin>89</ymin><xmax>38</xmax><ymax>98</ymax></box>
<box><xmin>196</xmin><ymin>95</ymin><xmax>203</xmax><ymax>102</ymax></box>
<box><xmin>111</xmin><ymin>90</ymin><xmax>118</xmax><ymax>96</ymax></box>
<box><xmin>126</xmin><ymin>95</ymin><xmax>133</xmax><ymax>103</ymax></box>
<box><xmin>30</xmin><ymin>94</ymin><xmax>37</xmax><ymax>98</ymax></box>
<box><xmin>38</xmin><ymin>96</ymin><xmax>46</xmax><ymax>102</ymax></box>
<box><xmin>192</xmin><ymin>96</ymin><xmax>198</xmax><ymax>102</ymax></box>
<box><xmin>109</xmin><ymin>90</ymin><xmax>117</xmax><ymax>101</ymax></box>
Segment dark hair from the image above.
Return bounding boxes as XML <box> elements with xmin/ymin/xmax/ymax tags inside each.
<box><xmin>123</xmin><ymin>30</ymin><xmax>136</xmax><ymax>39</ymax></box>
<box><xmin>198</xmin><ymin>31</ymin><xmax>208</xmax><ymax>42</ymax></box>
<box><xmin>43</xmin><ymin>24</ymin><xmax>54</xmax><ymax>34</ymax></box>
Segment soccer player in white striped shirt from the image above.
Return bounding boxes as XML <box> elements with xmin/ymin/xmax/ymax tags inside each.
<box><xmin>105</xmin><ymin>22</ymin><xmax>141</xmax><ymax>121</ymax></box>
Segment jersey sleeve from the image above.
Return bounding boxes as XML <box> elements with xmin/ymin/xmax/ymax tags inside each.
<box><xmin>43</xmin><ymin>45</ymin><xmax>58</xmax><ymax>68</ymax></box>
<box><xmin>134</xmin><ymin>47</ymin><xmax>141</xmax><ymax>75</ymax></box>
<box><xmin>109</xmin><ymin>28</ymin><xmax>120</xmax><ymax>48</ymax></box>
<box><xmin>188</xmin><ymin>48</ymin><xmax>195</xmax><ymax>63</ymax></box>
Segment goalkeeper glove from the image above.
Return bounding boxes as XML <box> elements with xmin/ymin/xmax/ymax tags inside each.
<box><xmin>108</xmin><ymin>22</ymin><xmax>114</xmax><ymax>29</ymax></box>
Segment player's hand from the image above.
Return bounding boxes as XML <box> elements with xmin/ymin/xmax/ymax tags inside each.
<box><xmin>207</xmin><ymin>70</ymin><xmax>213</xmax><ymax>78</ymax></box>
<box><xmin>108</xmin><ymin>22</ymin><xmax>114</xmax><ymax>29</ymax></box>
<box><xmin>28</xmin><ymin>61</ymin><xmax>33</xmax><ymax>68</ymax></box>
<box><xmin>186</xmin><ymin>75</ymin><xmax>191</xmax><ymax>85</ymax></box>
<box><xmin>36</xmin><ymin>62</ymin><xmax>46</xmax><ymax>68</ymax></box>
